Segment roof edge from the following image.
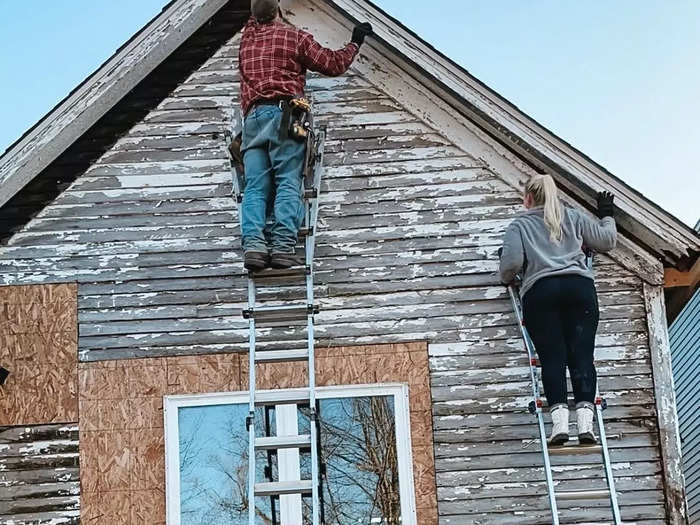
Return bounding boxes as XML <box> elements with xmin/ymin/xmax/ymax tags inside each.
<box><xmin>0</xmin><ymin>0</ymin><xmax>229</xmax><ymax>210</ymax></box>
<box><xmin>324</xmin><ymin>0</ymin><xmax>700</xmax><ymax>267</ymax></box>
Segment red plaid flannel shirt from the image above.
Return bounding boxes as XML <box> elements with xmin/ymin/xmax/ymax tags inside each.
<box><xmin>239</xmin><ymin>18</ymin><xmax>358</xmax><ymax>115</ymax></box>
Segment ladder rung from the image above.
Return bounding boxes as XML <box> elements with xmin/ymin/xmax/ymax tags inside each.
<box><xmin>255</xmin><ymin>349</ymin><xmax>309</xmax><ymax>363</ymax></box>
<box><xmin>255</xmin><ymin>480</ymin><xmax>313</xmax><ymax>497</ymax></box>
<box><xmin>548</xmin><ymin>444</ymin><xmax>603</xmax><ymax>455</ymax></box>
<box><xmin>555</xmin><ymin>489</ymin><xmax>612</xmax><ymax>501</ymax></box>
<box><xmin>303</xmin><ymin>188</ymin><xmax>317</xmax><ymax>199</ymax></box>
<box><xmin>540</xmin><ymin>398</ymin><xmax>608</xmax><ymax>412</ymax></box>
<box><xmin>255</xmin><ymin>388</ymin><xmax>310</xmax><ymax>406</ymax></box>
<box><xmin>243</xmin><ymin>304</ymin><xmax>319</xmax><ymax>322</ymax></box>
<box><xmin>298</xmin><ymin>227</ymin><xmax>312</xmax><ymax>239</ymax></box>
<box><xmin>255</xmin><ymin>434</ymin><xmax>311</xmax><ymax>451</ymax></box>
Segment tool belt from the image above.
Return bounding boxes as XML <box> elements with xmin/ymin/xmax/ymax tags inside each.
<box><xmin>280</xmin><ymin>97</ymin><xmax>312</xmax><ymax>142</ymax></box>
<box><xmin>230</xmin><ymin>97</ymin><xmax>313</xmax><ymax>173</ymax></box>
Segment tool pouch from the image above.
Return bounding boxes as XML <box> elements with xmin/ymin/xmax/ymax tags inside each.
<box><xmin>280</xmin><ymin>97</ymin><xmax>312</xmax><ymax>142</ymax></box>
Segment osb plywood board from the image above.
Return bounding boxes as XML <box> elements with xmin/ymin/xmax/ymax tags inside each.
<box><xmin>0</xmin><ymin>284</ymin><xmax>78</xmax><ymax>426</ymax></box>
<box><xmin>78</xmin><ymin>342</ymin><xmax>437</xmax><ymax>524</ymax></box>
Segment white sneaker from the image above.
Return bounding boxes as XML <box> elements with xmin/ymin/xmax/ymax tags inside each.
<box><xmin>549</xmin><ymin>404</ymin><xmax>569</xmax><ymax>446</ymax></box>
<box><xmin>577</xmin><ymin>402</ymin><xmax>597</xmax><ymax>444</ymax></box>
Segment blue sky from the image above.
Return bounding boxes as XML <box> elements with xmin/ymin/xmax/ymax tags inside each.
<box><xmin>1</xmin><ymin>1</ymin><xmax>697</xmax><ymax>225</ymax></box>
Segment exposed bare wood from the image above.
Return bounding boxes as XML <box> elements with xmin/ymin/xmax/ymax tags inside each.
<box><xmin>664</xmin><ymin>257</ymin><xmax>700</xmax><ymax>289</ymax></box>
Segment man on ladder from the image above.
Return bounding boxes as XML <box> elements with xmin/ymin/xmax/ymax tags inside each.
<box><xmin>236</xmin><ymin>0</ymin><xmax>372</xmax><ymax>272</ymax></box>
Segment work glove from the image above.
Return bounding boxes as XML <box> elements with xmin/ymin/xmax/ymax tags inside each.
<box><xmin>351</xmin><ymin>22</ymin><xmax>373</xmax><ymax>46</ymax></box>
<box><xmin>596</xmin><ymin>191</ymin><xmax>615</xmax><ymax>219</ymax></box>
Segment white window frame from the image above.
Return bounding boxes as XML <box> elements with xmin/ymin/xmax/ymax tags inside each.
<box><xmin>164</xmin><ymin>383</ymin><xmax>418</xmax><ymax>525</ymax></box>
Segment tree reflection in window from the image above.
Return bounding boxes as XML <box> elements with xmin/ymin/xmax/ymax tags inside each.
<box><xmin>177</xmin><ymin>396</ymin><xmax>400</xmax><ymax>524</ymax></box>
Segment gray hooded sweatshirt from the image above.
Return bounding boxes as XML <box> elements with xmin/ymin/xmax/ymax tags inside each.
<box><xmin>499</xmin><ymin>206</ymin><xmax>617</xmax><ymax>297</ymax></box>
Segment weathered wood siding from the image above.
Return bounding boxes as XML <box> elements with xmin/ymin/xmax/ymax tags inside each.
<box><xmin>671</xmin><ymin>288</ymin><xmax>700</xmax><ymax>522</ymax></box>
<box><xmin>0</xmin><ymin>29</ymin><xmax>670</xmax><ymax>524</ymax></box>
<box><xmin>0</xmin><ymin>424</ymin><xmax>80</xmax><ymax>524</ymax></box>
<box><xmin>431</xmin><ymin>262</ymin><xmax>668</xmax><ymax>523</ymax></box>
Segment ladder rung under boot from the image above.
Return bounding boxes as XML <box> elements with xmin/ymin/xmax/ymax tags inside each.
<box><xmin>255</xmin><ymin>349</ymin><xmax>309</xmax><ymax>363</ymax></box>
<box><xmin>555</xmin><ymin>489</ymin><xmax>612</xmax><ymax>501</ymax></box>
<box><xmin>255</xmin><ymin>434</ymin><xmax>311</xmax><ymax>451</ymax></box>
<box><xmin>255</xmin><ymin>388</ymin><xmax>310</xmax><ymax>406</ymax></box>
<box><xmin>243</xmin><ymin>304</ymin><xmax>319</xmax><ymax>322</ymax></box>
<box><xmin>537</xmin><ymin>398</ymin><xmax>608</xmax><ymax>412</ymax></box>
<box><xmin>548</xmin><ymin>444</ymin><xmax>603</xmax><ymax>455</ymax></box>
<box><xmin>255</xmin><ymin>480</ymin><xmax>313</xmax><ymax>497</ymax></box>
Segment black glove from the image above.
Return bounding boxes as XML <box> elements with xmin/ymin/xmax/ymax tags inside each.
<box><xmin>596</xmin><ymin>191</ymin><xmax>615</xmax><ymax>219</ymax></box>
<box><xmin>351</xmin><ymin>22</ymin><xmax>373</xmax><ymax>46</ymax></box>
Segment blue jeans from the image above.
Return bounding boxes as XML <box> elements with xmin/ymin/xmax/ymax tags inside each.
<box><xmin>241</xmin><ymin>105</ymin><xmax>305</xmax><ymax>254</ymax></box>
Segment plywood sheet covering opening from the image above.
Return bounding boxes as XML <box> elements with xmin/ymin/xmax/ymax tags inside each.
<box><xmin>78</xmin><ymin>341</ymin><xmax>436</xmax><ymax>524</ymax></box>
<box><xmin>0</xmin><ymin>283</ymin><xmax>78</xmax><ymax>426</ymax></box>
<box><xmin>0</xmin><ymin>284</ymin><xmax>79</xmax><ymax>523</ymax></box>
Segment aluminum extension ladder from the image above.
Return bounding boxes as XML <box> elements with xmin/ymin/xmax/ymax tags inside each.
<box><xmin>507</xmin><ymin>254</ymin><xmax>623</xmax><ymax>525</ymax></box>
<box><xmin>225</xmin><ymin>110</ymin><xmax>326</xmax><ymax>525</ymax></box>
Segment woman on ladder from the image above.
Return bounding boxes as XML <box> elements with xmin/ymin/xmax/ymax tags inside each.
<box><xmin>499</xmin><ymin>175</ymin><xmax>617</xmax><ymax>446</ymax></box>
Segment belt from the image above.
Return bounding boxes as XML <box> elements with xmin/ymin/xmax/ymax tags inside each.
<box><xmin>248</xmin><ymin>97</ymin><xmax>292</xmax><ymax>115</ymax></box>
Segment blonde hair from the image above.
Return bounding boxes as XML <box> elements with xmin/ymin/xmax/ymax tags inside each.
<box><xmin>526</xmin><ymin>174</ymin><xmax>562</xmax><ymax>242</ymax></box>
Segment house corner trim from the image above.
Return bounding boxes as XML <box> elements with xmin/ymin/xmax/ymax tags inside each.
<box><xmin>644</xmin><ymin>283</ymin><xmax>689</xmax><ymax>524</ymax></box>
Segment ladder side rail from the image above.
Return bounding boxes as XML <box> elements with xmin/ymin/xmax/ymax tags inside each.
<box><xmin>508</xmin><ymin>285</ymin><xmax>560</xmax><ymax>525</ymax></box>
<box><xmin>305</xmin><ymin>128</ymin><xmax>321</xmax><ymax>524</ymax></box>
<box><xmin>305</xmin><ymin>221</ymin><xmax>320</xmax><ymax>525</ymax></box>
<box><xmin>247</xmin><ymin>277</ymin><xmax>257</xmax><ymax>525</ymax></box>
<box><xmin>587</xmin><ymin>252</ymin><xmax>623</xmax><ymax>524</ymax></box>
<box><xmin>596</xmin><ymin>392</ymin><xmax>623</xmax><ymax>524</ymax></box>
<box><xmin>306</xmin><ymin>132</ymin><xmax>324</xmax><ymax>264</ymax></box>
<box><xmin>507</xmin><ymin>286</ymin><xmax>541</xmax><ymax>407</ymax></box>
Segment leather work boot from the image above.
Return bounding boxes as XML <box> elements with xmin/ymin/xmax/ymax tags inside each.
<box><xmin>548</xmin><ymin>404</ymin><xmax>570</xmax><ymax>446</ymax></box>
<box><xmin>244</xmin><ymin>251</ymin><xmax>269</xmax><ymax>272</ymax></box>
<box><xmin>576</xmin><ymin>402</ymin><xmax>597</xmax><ymax>445</ymax></box>
<box><xmin>270</xmin><ymin>252</ymin><xmax>303</xmax><ymax>269</ymax></box>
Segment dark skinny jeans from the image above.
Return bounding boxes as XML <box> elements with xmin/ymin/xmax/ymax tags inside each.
<box><xmin>522</xmin><ymin>274</ymin><xmax>599</xmax><ymax>407</ymax></box>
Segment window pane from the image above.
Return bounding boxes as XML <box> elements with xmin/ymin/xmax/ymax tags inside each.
<box><xmin>315</xmin><ymin>396</ymin><xmax>400</xmax><ymax>525</ymax></box>
<box><xmin>176</xmin><ymin>396</ymin><xmax>401</xmax><ymax>525</ymax></box>
<box><xmin>178</xmin><ymin>404</ymin><xmax>272</xmax><ymax>525</ymax></box>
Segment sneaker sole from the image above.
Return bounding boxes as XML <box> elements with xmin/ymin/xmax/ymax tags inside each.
<box><xmin>578</xmin><ymin>432</ymin><xmax>596</xmax><ymax>445</ymax></box>
<box><xmin>549</xmin><ymin>433</ymin><xmax>569</xmax><ymax>447</ymax></box>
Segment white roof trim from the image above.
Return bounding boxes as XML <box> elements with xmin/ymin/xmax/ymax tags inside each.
<box><xmin>323</xmin><ymin>0</ymin><xmax>700</xmax><ymax>265</ymax></box>
<box><xmin>0</xmin><ymin>0</ymin><xmax>228</xmax><ymax>209</ymax></box>
<box><xmin>0</xmin><ymin>0</ymin><xmax>697</xmax><ymax>268</ymax></box>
